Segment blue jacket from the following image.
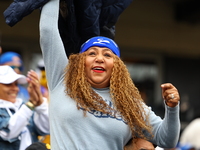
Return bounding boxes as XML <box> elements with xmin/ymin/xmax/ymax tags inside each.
<box><xmin>59</xmin><ymin>0</ymin><xmax>133</xmax><ymax>56</ymax></box>
<box><xmin>3</xmin><ymin>0</ymin><xmax>49</xmax><ymax>27</ymax></box>
<box><xmin>0</xmin><ymin>98</ymin><xmax>49</xmax><ymax>150</ymax></box>
<box><xmin>4</xmin><ymin>0</ymin><xmax>133</xmax><ymax>56</ymax></box>
<box><xmin>0</xmin><ymin>108</ymin><xmax>45</xmax><ymax>150</ymax></box>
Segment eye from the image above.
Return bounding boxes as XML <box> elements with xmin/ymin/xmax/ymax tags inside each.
<box><xmin>88</xmin><ymin>51</ymin><xmax>96</xmax><ymax>56</ymax></box>
<box><xmin>6</xmin><ymin>83</ymin><xmax>12</xmax><ymax>86</ymax></box>
<box><xmin>104</xmin><ymin>53</ymin><xmax>111</xmax><ymax>57</ymax></box>
<box><xmin>14</xmin><ymin>82</ymin><xmax>18</xmax><ymax>86</ymax></box>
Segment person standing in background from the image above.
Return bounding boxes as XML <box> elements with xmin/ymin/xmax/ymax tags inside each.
<box><xmin>179</xmin><ymin>118</ymin><xmax>200</xmax><ymax>149</ymax></box>
<box><xmin>0</xmin><ymin>51</ymin><xmax>29</xmax><ymax>102</ymax></box>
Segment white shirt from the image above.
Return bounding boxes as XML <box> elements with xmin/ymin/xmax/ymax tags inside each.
<box><xmin>0</xmin><ymin>98</ymin><xmax>49</xmax><ymax>150</ymax></box>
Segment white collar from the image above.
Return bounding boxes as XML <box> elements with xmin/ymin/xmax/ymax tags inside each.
<box><xmin>0</xmin><ymin>98</ymin><xmax>23</xmax><ymax>110</ymax></box>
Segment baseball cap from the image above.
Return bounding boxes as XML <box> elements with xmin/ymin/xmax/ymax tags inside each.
<box><xmin>25</xmin><ymin>142</ymin><xmax>51</xmax><ymax>150</ymax></box>
<box><xmin>0</xmin><ymin>51</ymin><xmax>23</xmax><ymax>71</ymax></box>
<box><xmin>80</xmin><ymin>36</ymin><xmax>120</xmax><ymax>57</ymax></box>
<box><xmin>0</xmin><ymin>65</ymin><xmax>27</xmax><ymax>84</ymax></box>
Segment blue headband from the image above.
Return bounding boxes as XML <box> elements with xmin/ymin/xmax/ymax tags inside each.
<box><xmin>80</xmin><ymin>36</ymin><xmax>120</xmax><ymax>57</ymax></box>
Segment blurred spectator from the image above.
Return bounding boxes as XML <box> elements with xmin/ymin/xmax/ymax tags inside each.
<box><xmin>124</xmin><ymin>138</ymin><xmax>155</xmax><ymax>150</ymax></box>
<box><xmin>0</xmin><ymin>51</ymin><xmax>29</xmax><ymax>102</ymax></box>
<box><xmin>36</xmin><ymin>58</ymin><xmax>50</xmax><ymax>144</ymax></box>
<box><xmin>25</xmin><ymin>142</ymin><xmax>51</xmax><ymax>150</ymax></box>
<box><xmin>0</xmin><ymin>66</ymin><xmax>49</xmax><ymax>150</ymax></box>
<box><xmin>179</xmin><ymin>118</ymin><xmax>200</xmax><ymax>150</ymax></box>
<box><xmin>37</xmin><ymin>59</ymin><xmax>49</xmax><ymax>99</ymax></box>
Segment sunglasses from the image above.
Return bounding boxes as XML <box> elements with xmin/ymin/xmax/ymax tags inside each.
<box><xmin>10</xmin><ymin>66</ymin><xmax>23</xmax><ymax>71</ymax></box>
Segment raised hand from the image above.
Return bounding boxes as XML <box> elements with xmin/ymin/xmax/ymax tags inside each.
<box><xmin>161</xmin><ymin>83</ymin><xmax>180</xmax><ymax>107</ymax></box>
<box><xmin>27</xmin><ymin>70</ymin><xmax>43</xmax><ymax>106</ymax></box>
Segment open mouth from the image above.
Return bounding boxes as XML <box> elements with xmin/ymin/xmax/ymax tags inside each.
<box><xmin>9</xmin><ymin>93</ymin><xmax>17</xmax><ymax>97</ymax></box>
<box><xmin>92</xmin><ymin>67</ymin><xmax>105</xmax><ymax>73</ymax></box>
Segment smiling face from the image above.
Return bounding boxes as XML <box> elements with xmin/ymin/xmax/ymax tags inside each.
<box><xmin>0</xmin><ymin>81</ymin><xmax>19</xmax><ymax>103</ymax></box>
<box><xmin>84</xmin><ymin>46</ymin><xmax>114</xmax><ymax>88</ymax></box>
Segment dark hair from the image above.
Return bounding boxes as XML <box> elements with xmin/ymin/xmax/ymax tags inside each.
<box><xmin>25</xmin><ymin>142</ymin><xmax>50</xmax><ymax>150</ymax></box>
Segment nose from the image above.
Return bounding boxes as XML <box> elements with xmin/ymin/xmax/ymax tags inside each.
<box><xmin>95</xmin><ymin>54</ymin><xmax>104</xmax><ymax>63</ymax></box>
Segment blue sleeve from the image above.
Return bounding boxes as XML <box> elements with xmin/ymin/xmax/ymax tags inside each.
<box><xmin>0</xmin><ymin>108</ymin><xmax>19</xmax><ymax>142</ymax></box>
<box><xmin>4</xmin><ymin>0</ymin><xmax>49</xmax><ymax>27</ymax></box>
<box><xmin>0</xmin><ymin>108</ymin><xmax>10</xmax><ymax>133</ymax></box>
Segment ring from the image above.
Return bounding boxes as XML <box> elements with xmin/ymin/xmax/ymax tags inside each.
<box><xmin>171</xmin><ymin>94</ymin><xmax>175</xmax><ymax>99</ymax></box>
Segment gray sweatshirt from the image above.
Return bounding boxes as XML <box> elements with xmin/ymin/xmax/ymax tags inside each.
<box><xmin>39</xmin><ymin>0</ymin><xmax>180</xmax><ymax>149</ymax></box>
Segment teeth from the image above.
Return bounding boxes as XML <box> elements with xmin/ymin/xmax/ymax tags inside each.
<box><xmin>93</xmin><ymin>67</ymin><xmax>104</xmax><ymax>70</ymax></box>
<box><xmin>10</xmin><ymin>93</ymin><xmax>17</xmax><ymax>96</ymax></box>
<box><xmin>95</xmin><ymin>68</ymin><xmax>103</xmax><ymax>70</ymax></box>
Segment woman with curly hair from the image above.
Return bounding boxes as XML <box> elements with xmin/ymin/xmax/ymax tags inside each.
<box><xmin>39</xmin><ymin>0</ymin><xmax>180</xmax><ymax>149</ymax></box>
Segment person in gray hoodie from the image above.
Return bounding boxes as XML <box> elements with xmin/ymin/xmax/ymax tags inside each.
<box><xmin>39</xmin><ymin>0</ymin><xmax>181</xmax><ymax>149</ymax></box>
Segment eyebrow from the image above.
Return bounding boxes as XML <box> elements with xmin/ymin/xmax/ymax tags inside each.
<box><xmin>89</xmin><ymin>47</ymin><xmax>112</xmax><ymax>52</ymax></box>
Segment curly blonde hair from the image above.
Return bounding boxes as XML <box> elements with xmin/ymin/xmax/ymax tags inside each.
<box><xmin>64</xmin><ymin>53</ymin><xmax>152</xmax><ymax>139</ymax></box>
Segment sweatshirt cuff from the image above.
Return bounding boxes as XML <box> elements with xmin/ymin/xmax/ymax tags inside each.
<box><xmin>35</xmin><ymin>98</ymin><xmax>48</xmax><ymax>113</ymax></box>
<box><xmin>164</xmin><ymin>101</ymin><xmax>180</xmax><ymax>113</ymax></box>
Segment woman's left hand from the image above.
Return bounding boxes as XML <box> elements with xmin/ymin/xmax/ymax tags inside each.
<box><xmin>161</xmin><ymin>83</ymin><xmax>180</xmax><ymax>107</ymax></box>
<box><xmin>27</xmin><ymin>70</ymin><xmax>44</xmax><ymax>106</ymax></box>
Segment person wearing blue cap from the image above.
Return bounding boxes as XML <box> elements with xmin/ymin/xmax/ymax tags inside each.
<box><xmin>80</xmin><ymin>36</ymin><xmax>120</xmax><ymax>57</ymax></box>
<box><xmin>39</xmin><ymin>0</ymin><xmax>180</xmax><ymax>149</ymax></box>
<box><xmin>0</xmin><ymin>51</ymin><xmax>30</xmax><ymax>102</ymax></box>
<box><xmin>0</xmin><ymin>51</ymin><xmax>23</xmax><ymax>74</ymax></box>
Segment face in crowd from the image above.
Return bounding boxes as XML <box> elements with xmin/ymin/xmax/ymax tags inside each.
<box><xmin>0</xmin><ymin>52</ymin><xmax>23</xmax><ymax>74</ymax></box>
<box><xmin>0</xmin><ymin>81</ymin><xmax>19</xmax><ymax>103</ymax></box>
<box><xmin>0</xmin><ymin>66</ymin><xmax>27</xmax><ymax>103</ymax></box>
<box><xmin>80</xmin><ymin>36</ymin><xmax>120</xmax><ymax>88</ymax></box>
<box><xmin>3</xmin><ymin>55</ymin><xmax>22</xmax><ymax>74</ymax></box>
<box><xmin>84</xmin><ymin>46</ymin><xmax>114</xmax><ymax>88</ymax></box>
